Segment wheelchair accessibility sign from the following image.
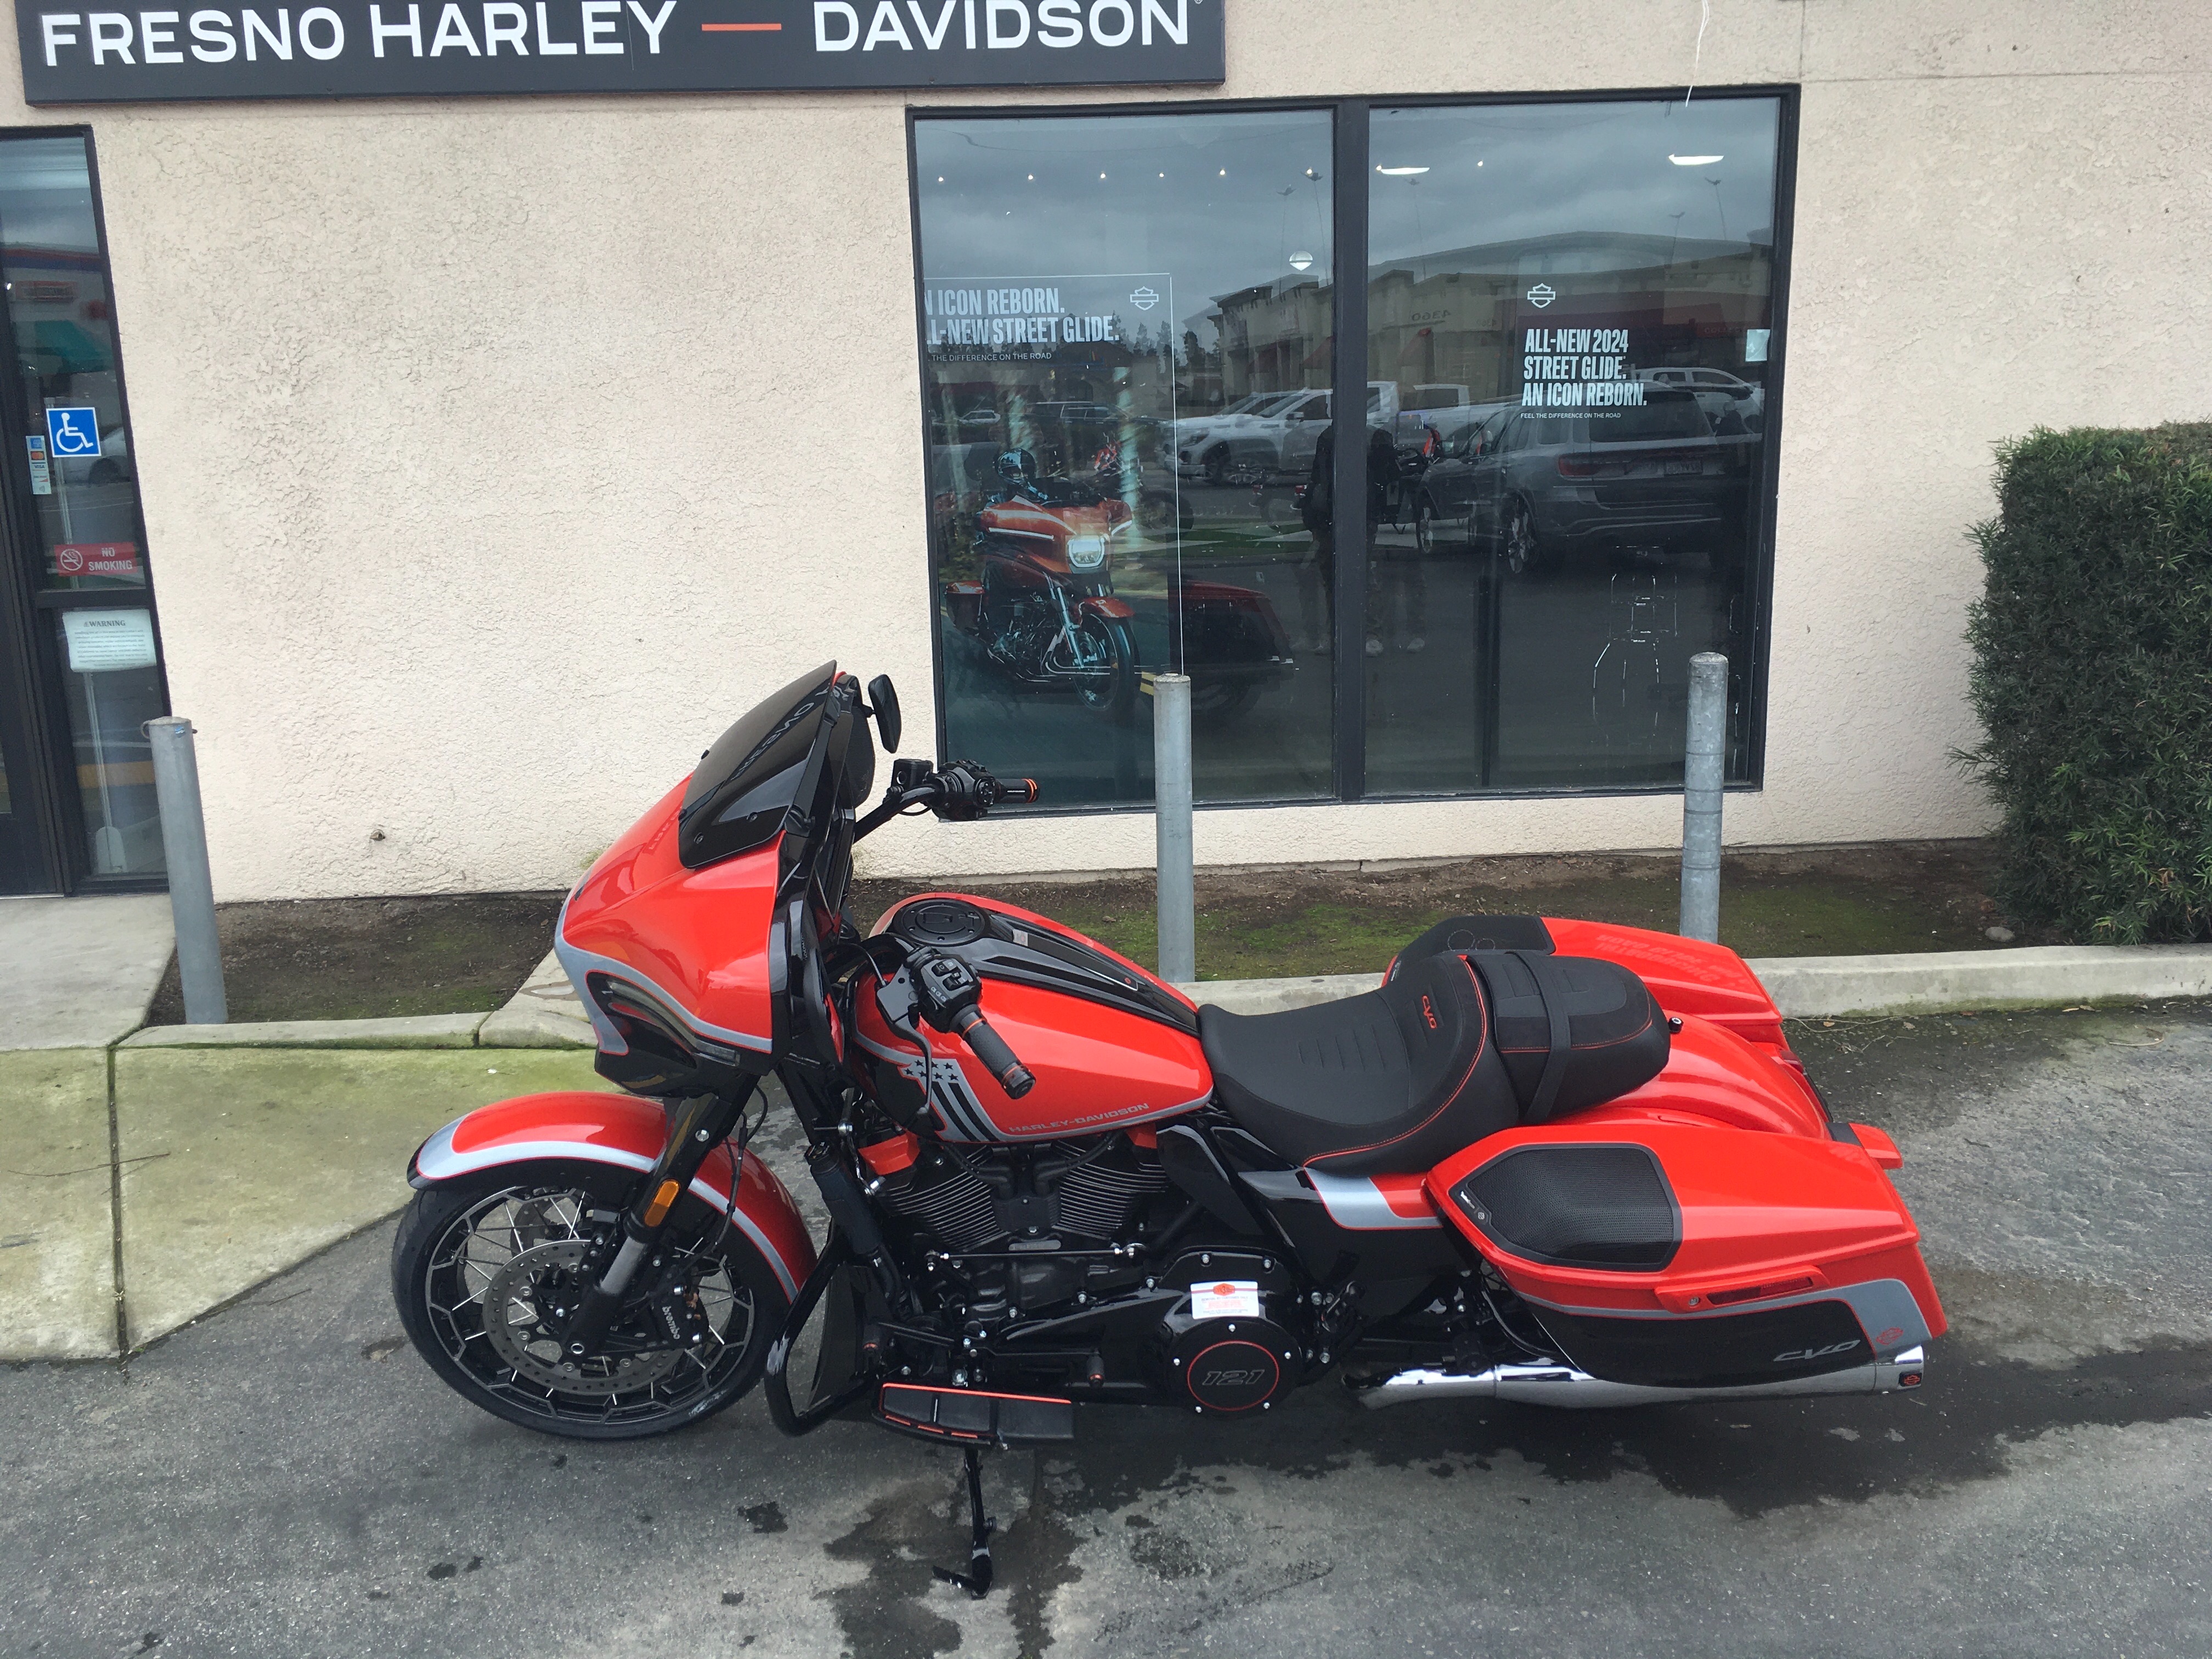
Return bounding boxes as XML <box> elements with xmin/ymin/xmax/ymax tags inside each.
<box><xmin>45</xmin><ymin>408</ymin><xmax>100</xmax><ymax>459</ymax></box>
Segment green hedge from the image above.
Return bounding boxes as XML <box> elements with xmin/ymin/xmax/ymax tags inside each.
<box><xmin>1962</xmin><ymin>423</ymin><xmax>2212</xmax><ymax>943</ymax></box>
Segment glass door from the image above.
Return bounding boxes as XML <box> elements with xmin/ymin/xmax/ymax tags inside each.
<box><xmin>0</xmin><ymin>131</ymin><xmax>167</xmax><ymax>890</ymax></box>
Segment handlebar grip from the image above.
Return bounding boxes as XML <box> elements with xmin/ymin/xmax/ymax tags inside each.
<box><xmin>952</xmin><ymin>1007</ymin><xmax>1035</xmax><ymax>1099</ymax></box>
<box><xmin>1000</xmin><ymin>777</ymin><xmax>1040</xmax><ymax>805</ymax></box>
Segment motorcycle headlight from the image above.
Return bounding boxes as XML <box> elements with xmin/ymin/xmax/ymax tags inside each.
<box><xmin>1066</xmin><ymin>536</ymin><xmax>1108</xmax><ymax>568</ymax></box>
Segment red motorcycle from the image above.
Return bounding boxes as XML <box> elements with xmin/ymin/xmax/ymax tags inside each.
<box><xmin>944</xmin><ymin>449</ymin><xmax>1297</xmax><ymax>724</ymax></box>
<box><xmin>944</xmin><ymin>448</ymin><xmax>1143</xmax><ymax>720</ymax></box>
<box><xmin>392</xmin><ymin>665</ymin><xmax>1943</xmax><ymax>1595</ymax></box>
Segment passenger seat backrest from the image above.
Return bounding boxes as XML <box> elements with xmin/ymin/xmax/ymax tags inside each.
<box><xmin>1470</xmin><ymin>951</ymin><xmax>1670</xmax><ymax>1121</ymax></box>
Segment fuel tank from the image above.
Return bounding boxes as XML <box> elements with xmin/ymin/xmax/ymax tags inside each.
<box><xmin>854</xmin><ymin>894</ymin><xmax>1212</xmax><ymax>1143</ymax></box>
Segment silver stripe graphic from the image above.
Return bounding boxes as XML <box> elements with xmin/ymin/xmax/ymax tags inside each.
<box><xmin>853</xmin><ymin>1029</ymin><xmax>1000</xmax><ymax>1141</ymax></box>
<box><xmin>1307</xmin><ymin>1171</ymin><xmax>1444</xmax><ymax>1231</ymax></box>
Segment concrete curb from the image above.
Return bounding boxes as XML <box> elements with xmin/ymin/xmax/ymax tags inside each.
<box><xmin>477</xmin><ymin>951</ymin><xmax>596</xmax><ymax>1049</ymax></box>
<box><xmin>1744</xmin><ymin>944</ymin><xmax>2212</xmax><ymax>1018</ymax></box>
<box><xmin>119</xmin><ymin>1013</ymin><xmax>490</xmax><ymax>1049</ymax></box>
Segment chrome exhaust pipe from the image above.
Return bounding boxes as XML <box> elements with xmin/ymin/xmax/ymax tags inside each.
<box><xmin>1355</xmin><ymin>1347</ymin><xmax>1926</xmax><ymax>1409</ymax></box>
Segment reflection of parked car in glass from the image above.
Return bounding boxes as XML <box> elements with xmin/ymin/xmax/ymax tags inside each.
<box><xmin>1418</xmin><ymin>390</ymin><xmax>1743</xmax><ymax>574</ymax></box>
<box><xmin>55</xmin><ymin>424</ymin><xmax>131</xmax><ymax>487</ymax></box>
<box><xmin>1634</xmin><ymin>367</ymin><xmax>1763</xmax><ymax>433</ymax></box>
<box><xmin>1172</xmin><ymin>390</ymin><xmax>1306</xmax><ymax>483</ymax></box>
<box><xmin>1178</xmin><ymin>383</ymin><xmax>1400</xmax><ymax>483</ymax></box>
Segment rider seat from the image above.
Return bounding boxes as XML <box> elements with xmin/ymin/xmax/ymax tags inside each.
<box><xmin>1197</xmin><ymin>951</ymin><xmax>1519</xmax><ymax>1177</ymax></box>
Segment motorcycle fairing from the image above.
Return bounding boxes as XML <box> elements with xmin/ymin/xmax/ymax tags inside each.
<box><xmin>556</xmin><ymin>783</ymin><xmax>784</xmax><ymax>1066</ymax></box>
<box><xmin>407</xmin><ymin>1091</ymin><xmax>817</xmax><ymax>1298</ymax></box>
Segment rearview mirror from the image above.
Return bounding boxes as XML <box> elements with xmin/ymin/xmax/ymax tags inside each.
<box><xmin>866</xmin><ymin>674</ymin><xmax>902</xmax><ymax>753</ymax></box>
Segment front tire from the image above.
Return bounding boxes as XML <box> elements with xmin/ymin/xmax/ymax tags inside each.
<box><xmin>1413</xmin><ymin>494</ymin><xmax>1437</xmax><ymax>556</ymax></box>
<box><xmin>1503</xmin><ymin>499</ymin><xmax>1545</xmax><ymax>576</ymax></box>
<box><xmin>1073</xmin><ymin>616</ymin><xmax>1138</xmax><ymax>722</ymax></box>
<box><xmin>392</xmin><ymin>1160</ymin><xmax>790</xmax><ymax>1441</ymax></box>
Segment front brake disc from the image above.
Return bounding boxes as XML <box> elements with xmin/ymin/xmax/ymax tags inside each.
<box><xmin>481</xmin><ymin>1239</ymin><xmax>682</xmax><ymax>1397</ymax></box>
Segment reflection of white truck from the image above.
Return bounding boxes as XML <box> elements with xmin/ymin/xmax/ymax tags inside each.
<box><xmin>1176</xmin><ymin>382</ymin><xmax>1399</xmax><ymax>480</ymax></box>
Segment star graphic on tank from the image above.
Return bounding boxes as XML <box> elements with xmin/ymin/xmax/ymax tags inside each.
<box><xmin>1526</xmin><ymin>283</ymin><xmax>1556</xmax><ymax>308</ymax></box>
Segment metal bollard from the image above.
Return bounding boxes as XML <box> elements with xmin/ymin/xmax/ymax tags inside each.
<box><xmin>1153</xmin><ymin>674</ymin><xmax>1195</xmax><ymax>984</ymax></box>
<box><xmin>145</xmin><ymin>715</ymin><xmax>228</xmax><ymax>1024</ymax></box>
<box><xmin>1679</xmin><ymin>653</ymin><xmax>1728</xmax><ymax>944</ymax></box>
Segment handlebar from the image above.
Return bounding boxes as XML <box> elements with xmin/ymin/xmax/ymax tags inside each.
<box><xmin>854</xmin><ymin>758</ymin><xmax>1037</xmax><ymax>839</ymax></box>
<box><xmin>902</xmin><ymin>946</ymin><xmax>1036</xmax><ymax>1100</ymax></box>
<box><xmin>949</xmin><ymin>1005</ymin><xmax>1036</xmax><ymax>1099</ymax></box>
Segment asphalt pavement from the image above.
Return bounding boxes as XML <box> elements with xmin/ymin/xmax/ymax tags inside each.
<box><xmin>5</xmin><ymin>1003</ymin><xmax>2209</xmax><ymax>1658</ymax></box>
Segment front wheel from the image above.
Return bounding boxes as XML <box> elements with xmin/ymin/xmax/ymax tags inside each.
<box><xmin>1072</xmin><ymin>615</ymin><xmax>1138</xmax><ymax>721</ymax></box>
<box><xmin>1503</xmin><ymin>499</ymin><xmax>1545</xmax><ymax>577</ymax></box>
<box><xmin>1413</xmin><ymin>494</ymin><xmax>1437</xmax><ymax>556</ymax></box>
<box><xmin>392</xmin><ymin>1160</ymin><xmax>790</xmax><ymax>1441</ymax></box>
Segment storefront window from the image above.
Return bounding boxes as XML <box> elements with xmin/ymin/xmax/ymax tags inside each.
<box><xmin>0</xmin><ymin>133</ymin><xmax>166</xmax><ymax>877</ymax></box>
<box><xmin>914</xmin><ymin>112</ymin><xmax>1333</xmax><ymax>808</ymax></box>
<box><xmin>912</xmin><ymin>94</ymin><xmax>1786</xmax><ymax>811</ymax></box>
<box><xmin>1365</xmin><ymin>97</ymin><xmax>1781</xmax><ymax>792</ymax></box>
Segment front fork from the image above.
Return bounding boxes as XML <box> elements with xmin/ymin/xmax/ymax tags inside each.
<box><xmin>560</xmin><ymin>1083</ymin><xmax>755</xmax><ymax>1357</ymax></box>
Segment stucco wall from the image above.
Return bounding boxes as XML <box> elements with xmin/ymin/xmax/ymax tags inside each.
<box><xmin>1</xmin><ymin>1</ymin><xmax>2204</xmax><ymax>898</ymax></box>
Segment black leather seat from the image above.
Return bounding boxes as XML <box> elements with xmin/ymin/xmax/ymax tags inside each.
<box><xmin>1198</xmin><ymin>952</ymin><xmax>1519</xmax><ymax>1176</ymax></box>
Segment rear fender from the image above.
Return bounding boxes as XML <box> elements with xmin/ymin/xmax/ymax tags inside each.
<box><xmin>1542</xmin><ymin>918</ymin><xmax>1790</xmax><ymax>1053</ymax></box>
<box><xmin>408</xmin><ymin>1091</ymin><xmax>816</xmax><ymax>1299</ymax></box>
<box><xmin>1075</xmin><ymin>595</ymin><xmax>1136</xmax><ymax>623</ymax></box>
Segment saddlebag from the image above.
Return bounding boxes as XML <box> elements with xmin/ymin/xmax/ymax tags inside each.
<box><xmin>1426</xmin><ymin>1122</ymin><xmax>1947</xmax><ymax>1387</ymax></box>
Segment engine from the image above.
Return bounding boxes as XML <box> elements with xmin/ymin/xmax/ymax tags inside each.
<box><xmin>866</xmin><ymin>1131</ymin><xmax>1169</xmax><ymax>1318</ymax></box>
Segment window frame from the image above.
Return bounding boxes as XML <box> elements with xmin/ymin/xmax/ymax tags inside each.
<box><xmin>905</xmin><ymin>84</ymin><xmax>1798</xmax><ymax>815</ymax></box>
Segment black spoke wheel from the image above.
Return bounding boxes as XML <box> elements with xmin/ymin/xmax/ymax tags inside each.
<box><xmin>1072</xmin><ymin>615</ymin><xmax>1138</xmax><ymax>721</ymax></box>
<box><xmin>392</xmin><ymin>1160</ymin><xmax>791</xmax><ymax>1441</ymax></box>
<box><xmin>1504</xmin><ymin>499</ymin><xmax>1544</xmax><ymax>577</ymax></box>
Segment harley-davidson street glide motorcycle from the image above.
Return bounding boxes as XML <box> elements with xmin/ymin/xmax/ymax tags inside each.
<box><xmin>943</xmin><ymin>449</ymin><xmax>1295</xmax><ymax>724</ymax></box>
<box><xmin>393</xmin><ymin>663</ymin><xmax>1943</xmax><ymax>1595</ymax></box>
<box><xmin>943</xmin><ymin>448</ymin><xmax>1144</xmax><ymax>720</ymax></box>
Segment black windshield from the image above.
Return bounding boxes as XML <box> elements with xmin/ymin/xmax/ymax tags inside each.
<box><xmin>678</xmin><ymin>663</ymin><xmax>837</xmax><ymax>869</ymax></box>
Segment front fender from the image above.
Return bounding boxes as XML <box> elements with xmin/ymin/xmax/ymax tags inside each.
<box><xmin>1075</xmin><ymin>595</ymin><xmax>1136</xmax><ymax>623</ymax></box>
<box><xmin>407</xmin><ymin>1091</ymin><xmax>817</xmax><ymax>1299</ymax></box>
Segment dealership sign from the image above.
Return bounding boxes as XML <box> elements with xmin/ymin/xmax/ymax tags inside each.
<box><xmin>15</xmin><ymin>0</ymin><xmax>1221</xmax><ymax>101</ymax></box>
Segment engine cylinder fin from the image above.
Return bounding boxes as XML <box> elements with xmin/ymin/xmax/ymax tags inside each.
<box><xmin>887</xmin><ymin>1167</ymin><xmax>1005</xmax><ymax>1254</ymax></box>
<box><xmin>1053</xmin><ymin>1157</ymin><xmax>1167</xmax><ymax>1241</ymax></box>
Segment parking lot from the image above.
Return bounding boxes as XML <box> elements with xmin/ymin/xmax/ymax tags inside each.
<box><xmin>5</xmin><ymin>1003</ymin><xmax>2209</xmax><ymax>1658</ymax></box>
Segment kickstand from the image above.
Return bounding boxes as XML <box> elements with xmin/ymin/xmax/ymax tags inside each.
<box><xmin>932</xmin><ymin>1446</ymin><xmax>995</xmax><ymax>1599</ymax></box>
